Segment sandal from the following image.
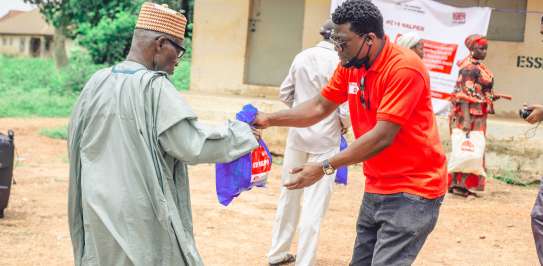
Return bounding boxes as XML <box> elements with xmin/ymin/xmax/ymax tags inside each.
<box><xmin>269</xmin><ymin>254</ymin><xmax>296</xmax><ymax>266</ymax></box>
<box><xmin>449</xmin><ymin>186</ymin><xmax>479</xmax><ymax>198</ymax></box>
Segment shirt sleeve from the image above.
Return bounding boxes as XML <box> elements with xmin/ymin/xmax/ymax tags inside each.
<box><xmin>338</xmin><ymin>103</ymin><xmax>351</xmax><ymax>128</ymax></box>
<box><xmin>320</xmin><ymin>65</ymin><xmax>348</xmax><ymax>105</ymax></box>
<box><xmin>279</xmin><ymin>59</ymin><xmax>297</xmax><ymax>107</ymax></box>
<box><xmin>159</xmin><ymin>119</ymin><xmax>259</xmax><ymax>165</ymax></box>
<box><xmin>376</xmin><ymin>68</ymin><xmax>425</xmax><ymax>126</ymax></box>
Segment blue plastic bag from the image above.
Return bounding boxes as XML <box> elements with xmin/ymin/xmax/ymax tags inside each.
<box><xmin>215</xmin><ymin>104</ymin><xmax>272</xmax><ymax>206</ymax></box>
<box><xmin>335</xmin><ymin>135</ymin><xmax>348</xmax><ymax>185</ymax></box>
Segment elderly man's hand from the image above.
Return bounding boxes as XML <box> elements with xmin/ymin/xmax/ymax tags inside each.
<box><xmin>252</xmin><ymin>112</ymin><xmax>271</xmax><ymax>129</ymax></box>
<box><xmin>284</xmin><ymin>162</ymin><xmax>324</xmax><ymax>190</ymax></box>
<box><xmin>251</xmin><ymin>128</ymin><xmax>262</xmax><ymax>140</ymax></box>
<box><xmin>525</xmin><ymin>104</ymin><xmax>543</xmax><ymax>124</ymax></box>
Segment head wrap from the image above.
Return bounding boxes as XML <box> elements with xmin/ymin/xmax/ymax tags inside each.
<box><xmin>464</xmin><ymin>34</ymin><xmax>487</xmax><ymax>50</ymax></box>
<box><xmin>396</xmin><ymin>32</ymin><xmax>422</xmax><ymax>49</ymax></box>
<box><xmin>136</xmin><ymin>2</ymin><xmax>187</xmax><ymax>40</ymax></box>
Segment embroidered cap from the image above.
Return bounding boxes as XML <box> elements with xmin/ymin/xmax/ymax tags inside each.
<box><xmin>136</xmin><ymin>2</ymin><xmax>187</xmax><ymax>40</ymax></box>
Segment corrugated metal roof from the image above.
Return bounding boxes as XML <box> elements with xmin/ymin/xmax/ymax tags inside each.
<box><xmin>0</xmin><ymin>9</ymin><xmax>54</xmax><ymax>36</ymax></box>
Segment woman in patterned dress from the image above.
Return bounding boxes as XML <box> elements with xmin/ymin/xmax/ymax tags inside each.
<box><xmin>448</xmin><ymin>34</ymin><xmax>499</xmax><ymax>197</ymax></box>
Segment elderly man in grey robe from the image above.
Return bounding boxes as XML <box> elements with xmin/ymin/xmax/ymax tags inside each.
<box><xmin>67</xmin><ymin>3</ymin><xmax>258</xmax><ymax>265</ymax></box>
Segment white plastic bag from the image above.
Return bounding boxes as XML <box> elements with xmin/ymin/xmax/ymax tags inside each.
<box><xmin>447</xmin><ymin>129</ymin><xmax>486</xmax><ymax>176</ymax></box>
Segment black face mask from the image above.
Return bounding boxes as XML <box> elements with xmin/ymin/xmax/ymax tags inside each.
<box><xmin>343</xmin><ymin>37</ymin><xmax>372</xmax><ymax>69</ymax></box>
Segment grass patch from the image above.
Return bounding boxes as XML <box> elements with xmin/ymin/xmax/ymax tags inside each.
<box><xmin>491</xmin><ymin>170</ymin><xmax>540</xmax><ymax>187</ymax></box>
<box><xmin>0</xmin><ymin>55</ymin><xmax>74</xmax><ymax>117</ymax></box>
<box><xmin>0</xmin><ymin>54</ymin><xmax>191</xmax><ymax>118</ymax></box>
<box><xmin>40</xmin><ymin>126</ymin><xmax>68</xmax><ymax>140</ymax></box>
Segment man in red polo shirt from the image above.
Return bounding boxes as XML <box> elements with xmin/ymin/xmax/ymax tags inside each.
<box><xmin>254</xmin><ymin>0</ymin><xmax>446</xmax><ymax>265</ymax></box>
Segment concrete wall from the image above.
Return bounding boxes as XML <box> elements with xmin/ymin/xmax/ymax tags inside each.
<box><xmin>191</xmin><ymin>0</ymin><xmax>332</xmax><ymax>98</ymax></box>
<box><xmin>486</xmin><ymin>0</ymin><xmax>543</xmax><ymax>117</ymax></box>
<box><xmin>301</xmin><ymin>0</ymin><xmax>331</xmax><ymax>49</ymax></box>
<box><xmin>191</xmin><ymin>0</ymin><xmax>256</xmax><ymax>96</ymax></box>
<box><xmin>190</xmin><ymin>0</ymin><xmax>543</xmax><ymax>116</ymax></box>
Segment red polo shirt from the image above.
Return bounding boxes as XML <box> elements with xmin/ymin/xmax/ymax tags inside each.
<box><xmin>321</xmin><ymin>37</ymin><xmax>447</xmax><ymax>199</ymax></box>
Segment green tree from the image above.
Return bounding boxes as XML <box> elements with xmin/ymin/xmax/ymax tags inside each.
<box><xmin>24</xmin><ymin>0</ymin><xmax>194</xmax><ymax>66</ymax></box>
<box><xmin>77</xmin><ymin>1</ymin><xmax>194</xmax><ymax>65</ymax></box>
<box><xmin>24</xmin><ymin>0</ymin><xmax>141</xmax><ymax>67</ymax></box>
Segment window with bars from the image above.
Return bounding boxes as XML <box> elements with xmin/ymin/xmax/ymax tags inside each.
<box><xmin>435</xmin><ymin>0</ymin><xmax>528</xmax><ymax>42</ymax></box>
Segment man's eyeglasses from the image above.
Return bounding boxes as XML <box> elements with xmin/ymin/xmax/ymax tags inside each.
<box><xmin>330</xmin><ymin>35</ymin><xmax>347</xmax><ymax>50</ymax></box>
<box><xmin>330</xmin><ymin>33</ymin><xmax>368</xmax><ymax>51</ymax></box>
<box><xmin>160</xmin><ymin>36</ymin><xmax>186</xmax><ymax>59</ymax></box>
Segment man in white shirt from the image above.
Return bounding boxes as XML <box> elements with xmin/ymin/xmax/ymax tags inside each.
<box><xmin>268</xmin><ymin>20</ymin><xmax>349</xmax><ymax>266</ymax></box>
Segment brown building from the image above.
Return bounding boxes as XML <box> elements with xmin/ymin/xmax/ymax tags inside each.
<box><xmin>0</xmin><ymin>9</ymin><xmax>54</xmax><ymax>58</ymax></box>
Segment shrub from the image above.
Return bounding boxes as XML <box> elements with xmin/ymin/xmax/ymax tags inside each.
<box><xmin>56</xmin><ymin>49</ymin><xmax>105</xmax><ymax>95</ymax></box>
<box><xmin>76</xmin><ymin>10</ymin><xmax>137</xmax><ymax>65</ymax></box>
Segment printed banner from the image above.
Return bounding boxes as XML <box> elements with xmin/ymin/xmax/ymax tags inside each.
<box><xmin>331</xmin><ymin>0</ymin><xmax>491</xmax><ymax>114</ymax></box>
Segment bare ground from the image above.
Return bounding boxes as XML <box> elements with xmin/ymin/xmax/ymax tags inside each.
<box><xmin>0</xmin><ymin>118</ymin><xmax>539</xmax><ymax>266</ymax></box>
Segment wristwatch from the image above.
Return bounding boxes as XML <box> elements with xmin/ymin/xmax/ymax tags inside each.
<box><xmin>322</xmin><ymin>159</ymin><xmax>336</xmax><ymax>175</ymax></box>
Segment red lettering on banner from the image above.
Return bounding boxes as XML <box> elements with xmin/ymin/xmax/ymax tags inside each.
<box><xmin>386</xmin><ymin>20</ymin><xmax>424</xmax><ymax>31</ymax></box>
<box><xmin>453</xmin><ymin>12</ymin><xmax>466</xmax><ymax>24</ymax></box>
<box><xmin>422</xmin><ymin>39</ymin><xmax>458</xmax><ymax>74</ymax></box>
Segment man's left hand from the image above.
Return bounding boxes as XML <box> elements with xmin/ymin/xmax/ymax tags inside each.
<box><xmin>284</xmin><ymin>162</ymin><xmax>324</xmax><ymax>190</ymax></box>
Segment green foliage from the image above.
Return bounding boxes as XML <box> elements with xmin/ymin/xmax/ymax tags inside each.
<box><xmin>77</xmin><ymin>11</ymin><xmax>136</xmax><ymax>65</ymax></box>
<box><xmin>171</xmin><ymin>59</ymin><xmax>191</xmax><ymax>90</ymax></box>
<box><xmin>26</xmin><ymin>0</ymin><xmax>195</xmax><ymax>65</ymax></box>
<box><xmin>492</xmin><ymin>170</ymin><xmax>540</xmax><ymax>187</ymax></box>
<box><xmin>0</xmin><ymin>54</ymin><xmax>191</xmax><ymax>117</ymax></box>
<box><xmin>40</xmin><ymin>126</ymin><xmax>68</xmax><ymax>140</ymax></box>
<box><xmin>0</xmin><ymin>56</ymin><xmax>58</xmax><ymax>92</ymax></box>
<box><xmin>0</xmin><ymin>89</ymin><xmax>76</xmax><ymax>117</ymax></box>
<box><xmin>0</xmin><ymin>55</ymin><xmax>75</xmax><ymax>117</ymax></box>
<box><xmin>56</xmin><ymin>49</ymin><xmax>105</xmax><ymax>95</ymax></box>
<box><xmin>24</xmin><ymin>0</ymin><xmax>143</xmax><ymax>38</ymax></box>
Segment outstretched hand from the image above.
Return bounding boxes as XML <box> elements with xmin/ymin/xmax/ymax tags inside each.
<box><xmin>252</xmin><ymin>112</ymin><xmax>271</xmax><ymax>129</ymax></box>
<box><xmin>284</xmin><ymin>162</ymin><xmax>324</xmax><ymax>190</ymax></box>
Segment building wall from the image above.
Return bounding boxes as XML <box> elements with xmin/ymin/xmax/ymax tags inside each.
<box><xmin>486</xmin><ymin>0</ymin><xmax>543</xmax><ymax>117</ymax></box>
<box><xmin>0</xmin><ymin>34</ymin><xmax>54</xmax><ymax>58</ymax></box>
<box><xmin>301</xmin><ymin>0</ymin><xmax>331</xmax><ymax>49</ymax></box>
<box><xmin>191</xmin><ymin>0</ymin><xmax>333</xmax><ymax>98</ymax></box>
<box><xmin>0</xmin><ymin>35</ymin><xmax>26</xmax><ymax>55</ymax></box>
<box><xmin>191</xmin><ymin>0</ymin><xmax>257</xmax><ymax>96</ymax></box>
<box><xmin>190</xmin><ymin>0</ymin><xmax>543</xmax><ymax>116</ymax></box>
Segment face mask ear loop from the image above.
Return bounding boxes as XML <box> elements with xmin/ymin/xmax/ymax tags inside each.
<box><xmin>364</xmin><ymin>43</ymin><xmax>373</xmax><ymax>69</ymax></box>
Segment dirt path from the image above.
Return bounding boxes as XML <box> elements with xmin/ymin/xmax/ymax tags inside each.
<box><xmin>0</xmin><ymin>118</ymin><xmax>539</xmax><ymax>265</ymax></box>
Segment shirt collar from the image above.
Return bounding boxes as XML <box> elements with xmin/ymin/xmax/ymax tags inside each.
<box><xmin>316</xmin><ymin>40</ymin><xmax>335</xmax><ymax>51</ymax></box>
<box><xmin>112</xmin><ymin>60</ymin><xmax>148</xmax><ymax>74</ymax></box>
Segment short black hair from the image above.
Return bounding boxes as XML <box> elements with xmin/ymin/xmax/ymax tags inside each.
<box><xmin>332</xmin><ymin>0</ymin><xmax>384</xmax><ymax>38</ymax></box>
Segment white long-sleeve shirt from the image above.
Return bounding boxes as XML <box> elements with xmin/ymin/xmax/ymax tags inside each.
<box><xmin>279</xmin><ymin>41</ymin><xmax>349</xmax><ymax>154</ymax></box>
